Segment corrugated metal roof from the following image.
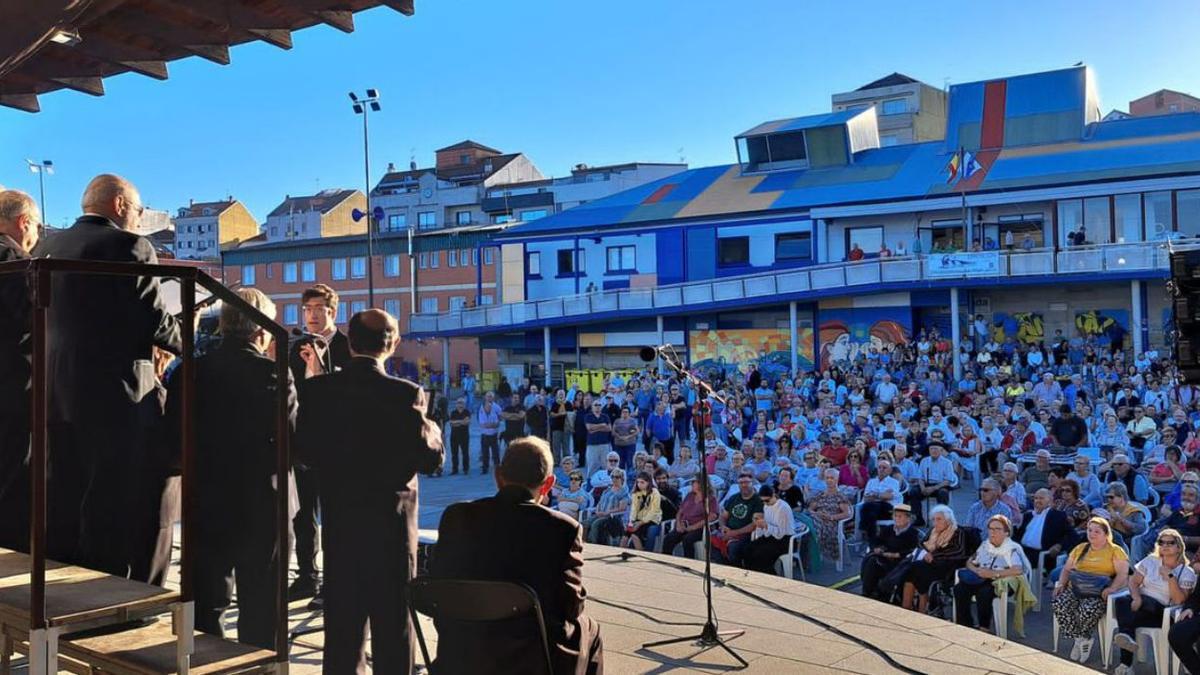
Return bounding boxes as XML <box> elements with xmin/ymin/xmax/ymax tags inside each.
<box><xmin>222</xmin><ymin>228</ymin><xmax>499</xmax><ymax>264</ymax></box>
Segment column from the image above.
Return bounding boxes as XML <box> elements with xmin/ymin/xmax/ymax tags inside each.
<box><xmin>950</xmin><ymin>287</ymin><xmax>962</xmax><ymax>381</ymax></box>
<box><xmin>543</xmin><ymin>326</ymin><xmax>552</xmax><ymax>388</ymax></box>
<box><xmin>656</xmin><ymin>315</ymin><xmax>664</xmax><ymax>374</ymax></box>
<box><xmin>442</xmin><ymin>339</ymin><xmax>450</xmax><ymax>399</ymax></box>
<box><xmin>1132</xmin><ymin>280</ymin><xmax>1144</xmax><ymax>355</ymax></box>
<box><xmin>789</xmin><ymin>301</ymin><xmax>799</xmax><ymax>375</ymax></box>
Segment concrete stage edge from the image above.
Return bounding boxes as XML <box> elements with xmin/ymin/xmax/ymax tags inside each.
<box><xmin>562</xmin><ymin>545</ymin><xmax>1092</xmax><ymax>674</ymax></box>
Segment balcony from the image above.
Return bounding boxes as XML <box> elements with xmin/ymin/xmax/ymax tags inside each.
<box><xmin>408</xmin><ymin>240</ymin><xmax>1192</xmax><ymax>336</ymax></box>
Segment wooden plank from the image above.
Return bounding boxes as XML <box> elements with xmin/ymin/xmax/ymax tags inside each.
<box><xmin>62</xmin><ymin>622</ymin><xmax>277</xmax><ymax>675</ymax></box>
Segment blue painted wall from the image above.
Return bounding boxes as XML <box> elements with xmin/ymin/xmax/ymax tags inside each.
<box><xmin>657</xmin><ymin>229</ymin><xmax>685</xmax><ymax>286</ymax></box>
<box><xmin>524</xmin><ymin>232</ymin><xmax>657</xmax><ymax>301</ymax></box>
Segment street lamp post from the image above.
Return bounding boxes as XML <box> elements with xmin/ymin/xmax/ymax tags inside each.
<box><xmin>25</xmin><ymin>159</ymin><xmax>53</xmax><ymax>223</ymax></box>
<box><xmin>349</xmin><ymin>90</ymin><xmax>381</xmax><ymax>307</ymax></box>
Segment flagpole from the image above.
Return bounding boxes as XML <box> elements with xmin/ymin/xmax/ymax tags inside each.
<box><xmin>959</xmin><ymin>147</ymin><xmax>968</xmax><ymax>248</ymax></box>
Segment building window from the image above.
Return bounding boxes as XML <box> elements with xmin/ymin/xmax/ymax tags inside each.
<box><xmin>386</xmin><ymin>213</ymin><xmax>407</xmax><ymax>232</ymax></box>
<box><xmin>881</xmin><ymin>98</ymin><xmax>907</xmax><ymax>115</ymax></box>
<box><xmin>284</xmin><ymin>304</ymin><xmax>299</xmax><ymax>325</ymax></box>
<box><xmin>484</xmin><ymin>248</ymin><xmax>494</xmax><ymax>265</ymax></box>
<box><xmin>880</xmin><ymin>134</ymin><xmax>899</xmax><ymax>147</ymax></box>
<box><xmin>335</xmin><ymin>303</ymin><xmax>347</xmax><ymax>323</ymax></box>
<box><xmin>242</xmin><ymin>265</ymin><xmax>256</xmax><ymax>286</ymax></box>
<box><xmin>460</xmin><ymin>153</ymin><xmax>471</xmax><ymax>165</ymax></box>
<box><xmin>605</xmin><ymin>245</ymin><xmax>635</xmax><ymax>272</ymax></box>
<box><xmin>430</xmin><ymin>251</ymin><xmax>440</xmax><ymax>269</ymax></box>
<box><xmin>1144</xmin><ymin>191</ymin><xmax>1174</xmax><ymax>240</ymax></box>
<box><xmin>557</xmin><ymin>248</ymin><xmax>584</xmax><ymax>275</ymax></box>
<box><xmin>461</xmin><ymin>249</ymin><xmax>471</xmax><ymax>266</ymax></box>
<box><xmin>283</xmin><ymin>262</ymin><xmax>298</xmax><ymax>283</ymax></box>
<box><xmin>350</xmin><ymin>300</ymin><xmax>367</xmax><ymax>317</ymax></box>
<box><xmin>419</xmin><ymin>252</ymin><xmax>428</xmax><ymax>269</ymax></box>
<box><xmin>480</xmin><ymin>294</ymin><xmax>494</xmax><ymax>305</ymax></box>
<box><xmin>456</xmin><ymin>211</ymin><xmax>472</xmax><ymax>226</ymax></box>
<box><xmin>527</xmin><ymin>251</ymin><xmax>541</xmax><ymax>276</ymax></box>
<box><xmin>384</xmin><ymin>299</ymin><xmax>401</xmax><ymax>317</ymax></box>
<box><xmin>351</xmin><ymin>256</ymin><xmax>367</xmax><ymax>279</ymax></box>
<box><xmin>1178</xmin><ymin>190</ymin><xmax>1200</xmax><ymax>238</ymax></box>
<box><xmin>472</xmin><ymin>249</ymin><xmax>480</xmax><ymax>266</ymax></box>
<box><xmin>775</xmin><ymin>232</ymin><xmax>812</xmax><ymax>261</ymax></box>
<box><xmin>421</xmin><ymin>297</ymin><xmax>438</xmax><ymax>313</ymax></box>
<box><xmin>301</xmin><ymin>261</ymin><xmax>316</xmax><ymax>282</ymax></box>
<box><xmin>717</xmin><ymin>237</ymin><xmax>750</xmax><ymax>266</ymax></box>
<box><xmin>332</xmin><ymin>258</ymin><xmax>348</xmax><ymax>280</ymax></box>
<box><xmin>266</xmin><ymin>264</ymin><xmax>273</xmax><ymax>279</ymax></box>
<box><xmin>418</xmin><ymin>211</ymin><xmax>436</xmax><ymax>230</ymax></box>
<box><xmin>448</xmin><ymin>250</ymin><xmax>458</xmax><ymax>267</ymax></box>
<box><xmin>1114</xmin><ymin>194</ymin><xmax>1143</xmax><ymax>242</ymax></box>
<box><xmin>845</xmin><ymin>226</ymin><xmax>885</xmax><ymax>256</ymax></box>
<box><xmin>384</xmin><ymin>254</ymin><xmax>401</xmax><ymax>277</ymax></box>
<box><xmin>270</xmin><ymin>226</ymin><xmax>278</xmax><ymax>237</ymax></box>
<box><xmin>450</xmin><ymin>296</ymin><xmax>467</xmax><ymax>312</ymax></box>
<box><xmin>519</xmin><ymin>209</ymin><xmax>548</xmax><ymax>221</ymax></box>
<box><xmin>493</xmin><ymin>214</ymin><xmax>514</xmax><ymax>224</ymax></box>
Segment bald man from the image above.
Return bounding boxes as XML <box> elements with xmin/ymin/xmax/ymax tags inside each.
<box><xmin>296</xmin><ymin>309</ymin><xmax>444</xmax><ymax>675</ymax></box>
<box><xmin>0</xmin><ymin>190</ymin><xmax>39</xmax><ymax>551</ymax></box>
<box><xmin>33</xmin><ymin>174</ymin><xmax>182</xmax><ymax>575</ymax></box>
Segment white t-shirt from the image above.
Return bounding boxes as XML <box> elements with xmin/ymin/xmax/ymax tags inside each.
<box><xmin>1136</xmin><ymin>556</ymin><xmax>1197</xmax><ymax>606</ymax></box>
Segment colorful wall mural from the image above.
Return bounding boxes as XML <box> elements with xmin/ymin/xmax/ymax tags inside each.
<box><xmin>1074</xmin><ymin>309</ymin><xmax>1130</xmax><ymax>346</ymax></box>
<box><xmin>817</xmin><ymin>307</ymin><xmax>911</xmax><ymax>370</ymax></box>
<box><xmin>689</xmin><ymin>327</ymin><xmax>815</xmax><ymax>379</ymax></box>
<box><xmin>990</xmin><ymin>312</ymin><xmax>1045</xmax><ymax>344</ymax></box>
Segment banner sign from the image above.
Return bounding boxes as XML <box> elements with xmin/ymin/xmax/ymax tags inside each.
<box><xmin>926</xmin><ymin>251</ymin><xmax>1000</xmax><ymax>278</ymax></box>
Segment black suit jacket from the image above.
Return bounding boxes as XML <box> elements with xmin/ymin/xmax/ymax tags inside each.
<box><xmin>1015</xmin><ymin>507</ymin><xmax>1071</xmax><ymax>552</ymax></box>
<box><xmin>296</xmin><ymin>357</ymin><xmax>443</xmax><ymax>543</ymax></box>
<box><xmin>432</xmin><ymin>485</ymin><xmax>590</xmax><ymax>675</ymax></box>
<box><xmin>0</xmin><ymin>234</ymin><xmax>30</xmax><ymax>415</ymax></box>
<box><xmin>165</xmin><ymin>340</ymin><xmax>297</xmax><ymax>531</ymax></box>
<box><xmin>287</xmin><ymin>328</ymin><xmax>351</xmax><ymax>385</ymax></box>
<box><xmin>33</xmin><ymin>216</ymin><xmax>181</xmax><ymax>426</ymax></box>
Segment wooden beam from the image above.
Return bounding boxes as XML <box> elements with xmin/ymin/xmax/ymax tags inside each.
<box><xmin>0</xmin><ymin>93</ymin><xmax>40</xmax><ymax>113</ymax></box>
<box><xmin>246</xmin><ymin>28</ymin><xmax>292</xmax><ymax>50</ymax></box>
<box><xmin>60</xmin><ymin>32</ymin><xmax>172</xmax><ymax>79</ymax></box>
<box><xmin>313</xmin><ymin>10</ymin><xmax>354</xmax><ymax>33</ymax></box>
<box><xmin>51</xmin><ymin>76</ymin><xmax>104</xmax><ymax>96</ymax></box>
<box><xmin>100</xmin><ymin>10</ymin><xmax>234</xmax><ymax>65</ymax></box>
<box><xmin>380</xmin><ymin>0</ymin><xmax>416</xmax><ymax>16</ymax></box>
<box><xmin>144</xmin><ymin>0</ymin><xmax>294</xmax><ymax>50</ymax></box>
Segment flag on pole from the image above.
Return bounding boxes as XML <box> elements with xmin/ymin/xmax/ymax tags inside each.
<box><xmin>944</xmin><ymin>149</ymin><xmax>961</xmax><ymax>184</ymax></box>
<box><xmin>25</xmin><ymin>159</ymin><xmax>53</xmax><ymax>175</ymax></box>
<box><xmin>961</xmin><ymin>151</ymin><xmax>982</xmax><ymax>181</ymax></box>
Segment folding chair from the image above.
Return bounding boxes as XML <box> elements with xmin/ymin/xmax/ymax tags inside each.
<box><xmin>407</xmin><ymin>577</ymin><xmax>554</xmax><ymax>675</ymax></box>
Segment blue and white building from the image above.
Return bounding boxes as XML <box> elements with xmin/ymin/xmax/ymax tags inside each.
<box><xmin>410</xmin><ymin>65</ymin><xmax>1200</xmax><ymax>384</ymax></box>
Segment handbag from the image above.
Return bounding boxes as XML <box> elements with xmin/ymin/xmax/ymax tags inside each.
<box><xmin>1068</xmin><ymin>570</ymin><xmax>1111</xmax><ymax>597</ymax></box>
<box><xmin>878</xmin><ymin>557</ymin><xmax>915</xmax><ymax>598</ymax></box>
<box><xmin>958</xmin><ymin>568</ymin><xmax>986</xmax><ymax>585</ymax></box>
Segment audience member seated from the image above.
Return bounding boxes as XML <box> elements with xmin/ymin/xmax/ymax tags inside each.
<box><xmin>590</xmin><ymin>452</ymin><xmax>622</xmax><ymax>493</ymax></box>
<box><xmin>838</xmin><ymin>449</ymin><xmax>869</xmax><ymax>496</ymax></box>
<box><xmin>1052</xmin><ymin>479</ymin><xmax>1091</xmax><ymax>541</ymax></box>
<box><xmin>1135</xmin><ymin>482</ymin><xmax>1200</xmax><ymax>559</ymax></box>
<box><xmin>1052</xmin><ymin>517</ymin><xmax>1130</xmax><ymax>663</ymax></box>
<box><xmin>809</xmin><ymin>468</ymin><xmax>852</xmax><ymax>564</ymax></box>
<box><xmin>1019</xmin><ymin>450</ymin><xmax>1054</xmax><ymax>495</ymax></box>
<box><xmin>668</xmin><ymin>444</ymin><xmax>699</xmax><ymax>485</ymax></box>
<box><xmin>859</xmin><ymin>459</ymin><xmax>901</xmax><ymax>544</ymax></box>
<box><xmin>713</xmin><ymin>473</ymin><xmax>763</xmax><ymax>567</ymax></box>
<box><xmin>911</xmin><ymin>443</ymin><xmax>957</xmax><ymax>525</ymax></box>
<box><xmin>1016</xmin><ymin>488</ymin><xmax>1071</xmax><ymax>575</ymax></box>
<box><xmin>1169</xmin><ymin>551</ymin><xmax>1200</xmax><ymax>673</ymax></box>
<box><xmin>620</xmin><ymin>471</ymin><xmax>662</xmax><ymax>550</ymax></box>
<box><xmin>1111</xmin><ymin>528</ymin><xmax>1195</xmax><ymax>675</ymax></box>
<box><xmin>953</xmin><ymin>514</ymin><xmax>1029</xmax><ymax>632</ymax></box>
<box><xmin>1102</xmin><ymin>453</ymin><xmax>1152</xmax><ymax>504</ymax></box>
<box><xmin>965</xmin><ymin>478</ymin><xmax>1014</xmax><ymax>531</ymax></box>
<box><xmin>860</xmin><ymin>504</ymin><xmax>920</xmax><ymax>600</ymax></box>
<box><xmin>555</xmin><ymin>471</ymin><xmax>593</xmax><ymax>522</ymax></box>
<box><xmin>1103</xmin><ymin>482</ymin><xmax>1149</xmax><ymax>543</ymax></box>
<box><xmin>585</xmin><ymin>471</ymin><xmax>630</xmax><ymax>544</ymax></box>
<box><xmin>999</xmin><ymin>462</ymin><xmax>1027</xmax><ymax>509</ymax></box>
<box><xmin>1065</xmin><ymin>455</ymin><xmax>1103</xmax><ymax>508</ymax></box>
<box><xmin>773</xmin><ymin>466</ymin><xmax>805</xmax><ymax>510</ymax></box>
<box><xmin>1149</xmin><ymin>445</ymin><xmax>1186</xmax><ymax>495</ymax></box>
<box><xmin>653</xmin><ymin>468</ymin><xmax>680</xmax><ymax>523</ymax></box>
<box><xmin>743</xmin><ymin>485</ymin><xmax>795</xmax><ymax>574</ymax></box>
<box><xmin>661</xmin><ymin>478</ymin><xmax>719</xmax><ymax>559</ymax></box>
<box><xmin>900</xmin><ymin>505</ymin><xmax>969</xmax><ymax>614</ymax></box>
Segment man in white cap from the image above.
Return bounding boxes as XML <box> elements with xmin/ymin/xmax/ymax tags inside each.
<box><xmin>1020</xmin><ymin>449</ymin><xmax>1054</xmax><ymax>494</ymax></box>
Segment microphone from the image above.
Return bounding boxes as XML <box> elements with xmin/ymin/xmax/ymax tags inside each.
<box><xmin>639</xmin><ymin>344</ymin><xmax>673</xmax><ymax>362</ymax></box>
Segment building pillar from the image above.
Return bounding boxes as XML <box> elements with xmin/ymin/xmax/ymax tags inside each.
<box><xmin>1132</xmin><ymin>280</ymin><xmax>1144</xmax><ymax>355</ymax></box>
<box><xmin>656</xmin><ymin>315</ymin><xmax>665</xmax><ymax>374</ymax></box>
<box><xmin>544</xmin><ymin>326</ymin><xmax>552</xmax><ymax>388</ymax></box>
<box><xmin>789</xmin><ymin>301</ymin><xmax>799</xmax><ymax>376</ymax></box>
<box><xmin>442</xmin><ymin>338</ymin><xmax>450</xmax><ymax>399</ymax></box>
<box><xmin>950</xmin><ymin>287</ymin><xmax>962</xmax><ymax>381</ymax></box>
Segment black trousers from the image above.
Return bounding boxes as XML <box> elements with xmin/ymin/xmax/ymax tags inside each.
<box><xmin>0</xmin><ymin>414</ymin><xmax>29</xmax><ymax>553</ymax></box>
<box><xmin>661</xmin><ymin>527</ymin><xmax>705</xmax><ymax>558</ymax></box>
<box><xmin>954</xmin><ymin>580</ymin><xmax>997</xmax><ymax>629</ymax></box>
<box><xmin>905</xmin><ymin>487</ymin><xmax>949</xmax><ymax>525</ymax></box>
<box><xmin>130</xmin><ymin>474</ymin><xmax>180</xmax><ymax>587</ymax></box>
<box><xmin>859</xmin><ymin>502</ymin><xmax>893</xmax><ymax>545</ymax></box>
<box><xmin>1170</xmin><ymin>612</ymin><xmax>1200</xmax><ymax>675</ymax></box>
<box><xmin>194</xmin><ymin>522</ymin><xmax>279</xmax><ymax>650</ymax></box>
<box><xmin>449</xmin><ymin>430</ymin><xmax>470</xmax><ymax>472</ymax></box>
<box><xmin>861</xmin><ymin>554</ymin><xmax>900</xmax><ymax>600</ymax></box>
<box><xmin>480</xmin><ymin>434</ymin><xmax>500</xmax><ymax>471</ymax></box>
<box><xmin>292</xmin><ymin>467</ymin><xmax>320</xmax><ymax>582</ymax></box>
<box><xmin>1115</xmin><ymin>594</ymin><xmax>1166</xmax><ymax>665</ymax></box>
<box><xmin>744</xmin><ymin>536</ymin><xmax>789</xmax><ymax>574</ymax></box>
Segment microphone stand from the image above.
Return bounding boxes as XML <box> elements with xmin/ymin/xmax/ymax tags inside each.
<box><xmin>639</xmin><ymin>345</ymin><xmax>748</xmax><ymax>668</ymax></box>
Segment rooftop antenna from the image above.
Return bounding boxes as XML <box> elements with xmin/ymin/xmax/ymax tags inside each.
<box><xmin>410</xmin><ymin>147</ymin><xmax>416</xmax><ymax>168</ymax></box>
<box><xmin>678</xmin><ymin>146</ymin><xmax>686</xmax><ymax>164</ymax></box>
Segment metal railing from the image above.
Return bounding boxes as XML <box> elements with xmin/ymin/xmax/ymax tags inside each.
<box><xmin>410</xmin><ymin>240</ymin><xmax>1198</xmax><ymax>335</ymax></box>
<box><xmin>0</xmin><ymin>258</ymin><xmax>291</xmax><ymax>668</ymax></box>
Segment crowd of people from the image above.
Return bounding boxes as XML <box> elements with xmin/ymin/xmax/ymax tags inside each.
<box><xmin>449</xmin><ymin>318</ymin><xmax>1200</xmax><ymax>671</ymax></box>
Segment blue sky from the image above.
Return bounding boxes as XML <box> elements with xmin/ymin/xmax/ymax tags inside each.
<box><xmin>2</xmin><ymin>0</ymin><xmax>1198</xmax><ymax>227</ymax></box>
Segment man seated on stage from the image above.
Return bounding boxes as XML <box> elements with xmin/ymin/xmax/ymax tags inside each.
<box><xmin>433</xmin><ymin>436</ymin><xmax>604</xmax><ymax>674</ymax></box>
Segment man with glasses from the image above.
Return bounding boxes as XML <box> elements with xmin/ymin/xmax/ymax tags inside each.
<box><xmin>0</xmin><ymin>190</ymin><xmax>39</xmax><ymax>552</ymax></box>
<box><xmin>1104</xmin><ymin>482</ymin><xmax>1149</xmax><ymax>543</ymax></box>
<box><xmin>965</xmin><ymin>478</ymin><xmax>1014</xmax><ymax>531</ymax></box>
<box><xmin>1016</xmin><ymin>488</ymin><xmax>1070</xmax><ymax>574</ymax></box>
<box><xmin>584</xmin><ymin>400</ymin><xmax>613</xmax><ymax>476</ymax></box>
<box><xmin>1102</xmin><ymin>453</ymin><xmax>1152</xmax><ymax>504</ymax></box>
<box><xmin>34</xmin><ymin>175</ymin><xmax>182</xmax><ymax>576</ymax></box>
<box><xmin>590</xmin><ymin>451</ymin><xmax>622</xmax><ymax>492</ymax></box>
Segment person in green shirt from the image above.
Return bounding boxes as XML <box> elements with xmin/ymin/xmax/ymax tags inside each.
<box><xmin>716</xmin><ymin>473</ymin><xmax>764</xmax><ymax>567</ymax></box>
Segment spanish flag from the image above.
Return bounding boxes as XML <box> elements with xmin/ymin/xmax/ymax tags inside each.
<box><xmin>944</xmin><ymin>149</ymin><xmax>961</xmax><ymax>184</ymax></box>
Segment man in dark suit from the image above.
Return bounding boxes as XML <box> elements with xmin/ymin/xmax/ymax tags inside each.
<box><xmin>167</xmin><ymin>288</ymin><xmax>297</xmax><ymax>649</ymax></box>
<box><xmin>296</xmin><ymin>309</ymin><xmax>443</xmax><ymax>675</ymax></box>
<box><xmin>432</xmin><ymin>436</ymin><xmax>604</xmax><ymax>675</ymax></box>
<box><xmin>0</xmin><ymin>189</ymin><xmax>39</xmax><ymax>552</ymax></box>
<box><xmin>1015</xmin><ymin>488</ymin><xmax>1071</xmax><ymax>571</ymax></box>
<box><xmin>32</xmin><ymin>174</ymin><xmax>181</xmax><ymax>574</ymax></box>
<box><xmin>287</xmin><ymin>283</ymin><xmax>351</xmax><ymax>602</ymax></box>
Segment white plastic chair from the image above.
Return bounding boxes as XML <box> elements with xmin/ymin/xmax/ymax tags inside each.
<box><xmin>1052</xmin><ymin>596</ymin><xmax>1113</xmax><ymax>666</ymax></box>
<box><xmin>951</xmin><ymin>561</ymin><xmax>1031</xmax><ymax>640</ymax></box>
<box><xmin>776</xmin><ymin>521</ymin><xmax>809</xmax><ymax>581</ymax></box>
<box><xmin>834</xmin><ymin>512</ymin><xmax>854</xmax><ymax>572</ymax></box>
<box><xmin>1103</xmin><ymin>589</ymin><xmax>1180</xmax><ymax>674</ymax></box>
<box><xmin>1031</xmin><ymin>549</ymin><xmax>1059</xmax><ymax>612</ymax></box>
<box><xmin>656</xmin><ymin>519</ymin><xmax>675</xmax><ymax>553</ymax></box>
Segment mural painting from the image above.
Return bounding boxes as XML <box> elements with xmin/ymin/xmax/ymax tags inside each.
<box><xmin>990</xmin><ymin>312</ymin><xmax>1045</xmax><ymax>344</ymax></box>
<box><xmin>689</xmin><ymin>327</ymin><xmax>815</xmax><ymax>380</ymax></box>
<box><xmin>817</xmin><ymin>307</ymin><xmax>910</xmax><ymax>370</ymax></box>
<box><xmin>1074</xmin><ymin>309</ymin><xmax>1130</xmax><ymax>346</ymax></box>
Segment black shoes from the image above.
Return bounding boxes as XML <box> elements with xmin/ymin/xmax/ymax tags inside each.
<box><xmin>288</xmin><ymin>577</ymin><xmax>320</xmax><ymax>601</ymax></box>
